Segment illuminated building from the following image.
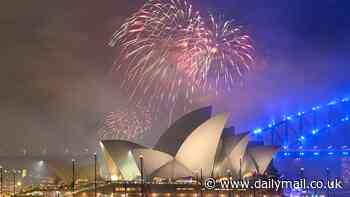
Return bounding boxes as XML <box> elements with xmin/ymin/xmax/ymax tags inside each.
<box><xmin>99</xmin><ymin>107</ymin><xmax>279</xmax><ymax>180</ymax></box>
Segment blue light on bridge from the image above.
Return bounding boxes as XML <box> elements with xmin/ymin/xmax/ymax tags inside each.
<box><xmin>299</xmin><ymin>136</ymin><xmax>306</xmax><ymax>142</ymax></box>
<box><xmin>342</xmin><ymin>97</ymin><xmax>349</xmax><ymax>102</ymax></box>
<box><xmin>251</xmin><ymin>94</ymin><xmax>350</xmax><ymax>159</ymax></box>
<box><xmin>312</xmin><ymin>105</ymin><xmax>321</xmax><ymax>111</ymax></box>
<box><xmin>297</xmin><ymin>112</ymin><xmax>305</xmax><ymax>116</ymax></box>
<box><xmin>283</xmin><ymin>152</ymin><xmax>291</xmax><ymax>156</ymax></box>
<box><xmin>283</xmin><ymin>115</ymin><xmax>292</xmax><ymax>121</ymax></box>
<box><xmin>340</xmin><ymin>116</ymin><xmax>349</xmax><ymax>122</ymax></box>
<box><xmin>328</xmin><ymin>100</ymin><xmax>337</xmax><ymax>106</ymax></box>
<box><xmin>253</xmin><ymin>128</ymin><xmax>262</xmax><ymax>134</ymax></box>
<box><xmin>268</xmin><ymin>120</ymin><xmax>276</xmax><ymax>128</ymax></box>
<box><xmin>312</xmin><ymin>129</ymin><xmax>319</xmax><ymax>135</ymax></box>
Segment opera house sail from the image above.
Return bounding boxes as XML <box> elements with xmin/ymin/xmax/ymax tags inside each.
<box><xmin>99</xmin><ymin>106</ymin><xmax>279</xmax><ymax>181</ymax></box>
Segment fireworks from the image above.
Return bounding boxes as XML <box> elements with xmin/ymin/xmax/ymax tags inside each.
<box><xmin>198</xmin><ymin>15</ymin><xmax>254</xmax><ymax>90</ymax></box>
<box><xmin>109</xmin><ymin>0</ymin><xmax>255</xmax><ymax>109</ymax></box>
<box><xmin>98</xmin><ymin>104</ymin><xmax>152</xmax><ymax>141</ymax></box>
<box><xmin>109</xmin><ymin>0</ymin><xmax>207</xmax><ymax>107</ymax></box>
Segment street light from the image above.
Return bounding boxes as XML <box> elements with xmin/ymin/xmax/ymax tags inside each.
<box><xmin>139</xmin><ymin>155</ymin><xmax>144</xmax><ymax>197</ymax></box>
<box><xmin>13</xmin><ymin>170</ymin><xmax>15</xmax><ymax>196</ymax></box>
<box><xmin>226</xmin><ymin>170</ymin><xmax>232</xmax><ymax>197</ymax></box>
<box><xmin>200</xmin><ymin>168</ymin><xmax>203</xmax><ymax>197</ymax></box>
<box><xmin>12</xmin><ymin>169</ymin><xmax>19</xmax><ymax>197</ymax></box>
<box><xmin>0</xmin><ymin>166</ymin><xmax>3</xmax><ymax>197</ymax></box>
<box><xmin>139</xmin><ymin>155</ymin><xmax>144</xmax><ymax>183</ymax></box>
<box><xmin>72</xmin><ymin>159</ymin><xmax>76</xmax><ymax>197</ymax></box>
<box><xmin>239</xmin><ymin>157</ymin><xmax>242</xmax><ymax>180</ymax></box>
<box><xmin>94</xmin><ymin>153</ymin><xmax>97</xmax><ymax>197</ymax></box>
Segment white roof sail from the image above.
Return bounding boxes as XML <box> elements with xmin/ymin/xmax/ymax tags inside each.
<box><xmin>154</xmin><ymin>106</ymin><xmax>212</xmax><ymax>156</ymax></box>
<box><xmin>101</xmin><ymin>140</ymin><xmax>144</xmax><ymax>180</ymax></box>
<box><xmin>243</xmin><ymin>146</ymin><xmax>279</xmax><ymax>174</ymax></box>
<box><xmin>132</xmin><ymin>148</ymin><xmax>173</xmax><ymax>177</ymax></box>
<box><xmin>214</xmin><ymin>132</ymin><xmax>249</xmax><ymax>177</ymax></box>
<box><xmin>175</xmin><ymin>113</ymin><xmax>229</xmax><ymax>177</ymax></box>
<box><xmin>226</xmin><ymin>133</ymin><xmax>249</xmax><ymax>176</ymax></box>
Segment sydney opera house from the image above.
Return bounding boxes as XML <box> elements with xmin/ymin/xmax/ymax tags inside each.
<box><xmin>98</xmin><ymin>107</ymin><xmax>279</xmax><ymax>181</ymax></box>
<box><xmin>0</xmin><ymin>107</ymin><xmax>278</xmax><ymax>197</ymax></box>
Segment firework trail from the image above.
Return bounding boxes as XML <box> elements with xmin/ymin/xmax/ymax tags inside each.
<box><xmin>98</xmin><ymin>104</ymin><xmax>152</xmax><ymax>141</ymax></box>
<box><xmin>109</xmin><ymin>0</ymin><xmax>255</xmax><ymax>114</ymax></box>
<box><xmin>198</xmin><ymin>15</ymin><xmax>254</xmax><ymax>91</ymax></box>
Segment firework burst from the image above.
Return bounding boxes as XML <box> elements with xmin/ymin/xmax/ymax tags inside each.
<box><xmin>109</xmin><ymin>0</ymin><xmax>209</xmax><ymax>107</ymax></box>
<box><xmin>197</xmin><ymin>15</ymin><xmax>255</xmax><ymax>91</ymax></box>
<box><xmin>98</xmin><ymin>104</ymin><xmax>152</xmax><ymax>141</ymax></box>
<box><xmin>109</xmin><ymin>0</ymin><xmax>255</xmax><ymax>111</ymax></box>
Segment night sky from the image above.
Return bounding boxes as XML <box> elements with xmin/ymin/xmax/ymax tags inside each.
<box><xmin>1</xmin><ymin>0</ymin><xmax>349</xmax><ymax>156</ymax></box>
